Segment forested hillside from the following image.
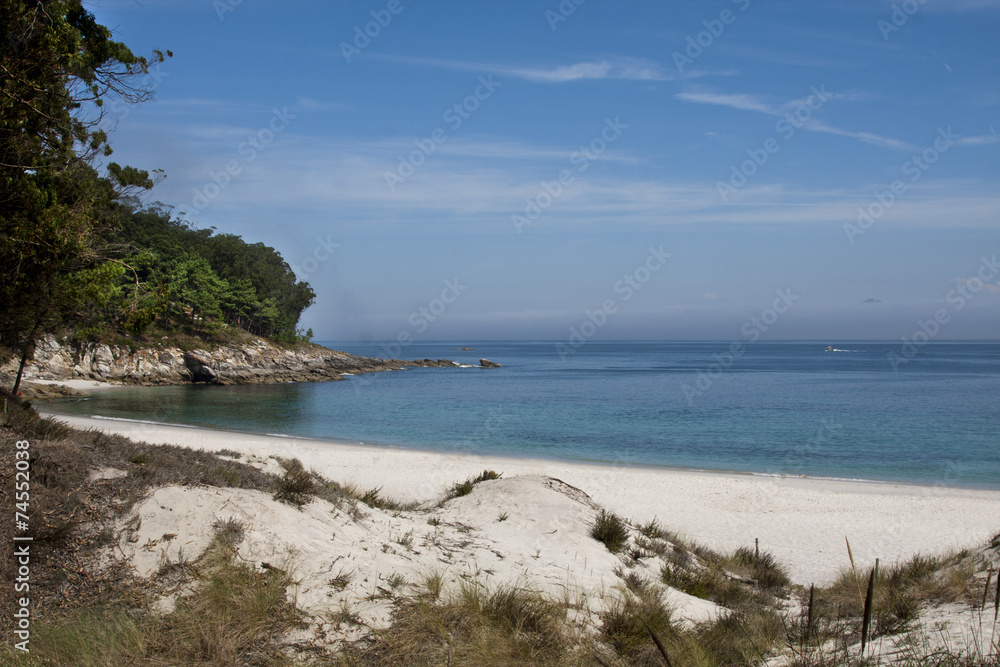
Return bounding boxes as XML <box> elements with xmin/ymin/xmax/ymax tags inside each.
<box><xmin>102</xmin><ymin>205</ymin><xmax>315</xmax><ymax>342</ymax></box>
<box><xmin>0</xmin><ymin>1</ymin><xmax>314</xmax><ymax>394</ymax></box>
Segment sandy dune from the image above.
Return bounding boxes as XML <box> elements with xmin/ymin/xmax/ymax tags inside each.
<box><xmin>48</xmin><ymin>412</ymin><xmax>1000</xmax><ymax>586</ymax></box>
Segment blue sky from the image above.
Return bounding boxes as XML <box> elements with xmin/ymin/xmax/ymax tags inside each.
<box><xmin>92</xmin><ymin>0</ymin><xmax>999</xmax><ymax>342</ymax></box>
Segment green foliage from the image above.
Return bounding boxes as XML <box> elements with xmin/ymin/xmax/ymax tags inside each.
<box><xmin>0</xmin><ymin>3</ymin><xmax>310</xmax><ymax>365</ymax></box>
<box><xmin>104</xmin><ymin>206</ymin><xmax>315</xmax><ymax>340</ymax></box>
<box><xmin>0</xmin><ymin>1</ymin><xmax>169</xmax><ymax>389</ymax></box>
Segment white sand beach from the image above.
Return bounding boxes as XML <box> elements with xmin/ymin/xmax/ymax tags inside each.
<box><xmin>45</xmin><ymin>412</ymin><xmax>1000</xmax><ymax>587</ymax></box>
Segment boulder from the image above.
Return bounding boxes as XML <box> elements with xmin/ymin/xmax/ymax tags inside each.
<box><xmin>479</xmin><ymin>358</ymin><xmax>502</xmax><ymax>368</ymax></box>
<box><xmin>183</xmin><ymin>350</ymin><xmax>217</xmax><ymax>383</ymax></box>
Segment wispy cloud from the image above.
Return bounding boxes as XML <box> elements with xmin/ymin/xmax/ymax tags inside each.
<box><xmin>153</xmin><ymin>128</ymin><xmax>999</xmax><ymax>233</ymax></box>
<box><xmin>801</xmin><ymin>120</ymin><xmax>918</xmax><ymax>151</ymax></box>
<box><xmin>674</xmin><ymin>88</ymin><xmax>920</xmax><ymax>151</ymax></box>
<box><xmin>674</xmin><ymin>92</ymin><xmax>774</xmax><ymax>114</ymax></box>
<box><xmin>367</xmin><ymin>54</ymin><xmax>677</xmax><ymax>83</ymax></box>
<box><xmin>504</xmin><ymin>59</ymin><xmax>666</xmax><ymax>83</ymax></box>
<box><xmin>955</xmin><ymin>134</ymin><xmax>1000</xmax><ymax>146</ymax></box>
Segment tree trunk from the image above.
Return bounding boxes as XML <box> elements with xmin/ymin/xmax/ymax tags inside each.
<box><xmin>12</xmin><ymin>318</ymin><xmax>41</xmax><ymax>397</ymax></box>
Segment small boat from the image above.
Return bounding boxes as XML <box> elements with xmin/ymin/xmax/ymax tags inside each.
<box><xmin>825</xmin><ymin>346</ymin><xmax>834</xmax><ymax>352</ymax></box>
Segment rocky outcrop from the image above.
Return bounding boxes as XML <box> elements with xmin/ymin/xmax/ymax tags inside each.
<box><xmin>479</xmin><ymin>358</ymin><xmax>501</xmax><ymax>368</ymax></box>
<box><xmin>2</xmin><ymin>335</ymin><xmax>484</xmax><ymax>390</ymax></box>
<box><xmin>183</xmin><ymin>351</ymin><xmax>217</xmax><ymax>383</ymax></box>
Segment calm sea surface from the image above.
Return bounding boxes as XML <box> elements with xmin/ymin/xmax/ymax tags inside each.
<box><xmin>44</xmin><ymin>342</ymin><xmax>1000</xmax><ymax>489</ymax></box>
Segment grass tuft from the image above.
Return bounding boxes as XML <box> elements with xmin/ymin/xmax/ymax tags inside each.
<box><xmin>445</xmin><ymin>469</ymin><xmax>502</xmax><ymax>500</ymax></box>
<box><xmin>272</xmin><ymin>457</ymin><xmax>316</xmax><ymax>507</ymax></box>
<box><xmin>731</xmin><ymin>545</ymin><xmax>792</xmax><ymax>592</ymax></box>
<box><xmin>600</xmin><ymin>587</ymin><xmax>674</xmax><ymax>664</ymax></box>
<box><xmin>339</xmin><ymin>580</ymin><xmax>582</xmax><ymax>666</ymax></box>
<box><xmin>592</xmin><ymin>509</ymin><xmax>630</xmax><ymax>554</ymax></box>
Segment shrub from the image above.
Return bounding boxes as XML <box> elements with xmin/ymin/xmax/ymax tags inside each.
<box><xmin>600</xmin><ymin>587</ymin><xmax>674</xmax><ymax>664</ymax></box>
<box><xmin>591</xmin><ymin>510</ymin><xmax>630</xmax><ymax>553</ymax></box>
<box><xmin>272</xmin><ymin>458</ymin><xmax>315</xmax><ymax>507</ymax></box>
<box><xmin>731</xmin><ymin>545</ymin><xmax>791</xmax><ymax>592</ymax></box>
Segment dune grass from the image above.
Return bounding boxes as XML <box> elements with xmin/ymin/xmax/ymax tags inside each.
<box><xmin>271</xmin><ymin>456</ymin><xmax>417</xmax><ymax>512</ymax></box>
<box><xmin>0</xmin><ymin>519</ymin><xmax>301</xmax><ymax>666</ymax></box>
<box><xmin>592</xmin><ymin>510</ymin><xmax>631</xmax><ymax>554</ymax></box>
<box><xmin>337</xmin><ymin>581</ymin><xmax>592</xmax><ymax>666</ymax></box>
<box><xmin>445</xmin><ymin>469</ymin><xmax>503</xmax><ymax>500</ymax></box>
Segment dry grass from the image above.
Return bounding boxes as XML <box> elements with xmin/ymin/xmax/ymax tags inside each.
<box><xmin>809</xmin><ymin>550</ymin><xmax>983</xmax><ymax>646</ymax></box>
<box><xmin>599</xmin><ymin>586</ymin><xmax>676</xmax><ymax>665</ymax></box>
<box><xmin>337</xmin><ymin>581</ymin><xmax>594</xmax><ymax>666</ymax></box>
<box><xmin>1</xmin><ymin>518</ymin><xmax>302</xmax><ymax>666</ymax></box>
<box><xmin>145</xmin><ymin>524</ymin><xmax>302</xmax><ymax>665</ymax></box>
<box><xmin>270</xmin><ymin>458</ymin><xmax>417</xmax><ymax>512</ymax></box>
<box><xmin>272</xmin><ymin>457</ymin><xmax>317</xmax><ymax>506</ymax></box>
<box><xmin>660</xmin><ymin>543</ymin><xmax>789</xmax><ymax>609</ymax></box>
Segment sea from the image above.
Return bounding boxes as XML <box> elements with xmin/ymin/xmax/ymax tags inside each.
<box><xmin>44</xmin><ymin>341</ymin><xmax>1000</xmax><ymax>490</ymax></box>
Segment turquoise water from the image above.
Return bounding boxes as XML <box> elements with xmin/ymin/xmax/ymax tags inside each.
<box><xmin>45</xmin><ymin>342</ymin><xmax>1000</xmax><ymax>489</ymax></box>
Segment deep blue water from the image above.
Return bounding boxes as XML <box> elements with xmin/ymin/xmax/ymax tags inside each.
<box><xmin>45</xmin><ymin>342</ymin><xmax>1000</xmax><ymax>489</ymax></box>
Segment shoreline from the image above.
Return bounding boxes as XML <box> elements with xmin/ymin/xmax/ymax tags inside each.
<box><xmin>39</xmin><ymin>406</ymin><xmax>1000</xmax><ymax>495</ymax></box>
<box><xmin>42</xmin><ymin>410</ymin><xmax>1000</xmax><ymax>585</ymax></box>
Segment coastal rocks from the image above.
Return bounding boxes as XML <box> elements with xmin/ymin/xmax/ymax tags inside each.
<box><xmin>183</xmin><ymin>351</ymin><xmax>217</xmax><ymax>383</ymax></box>
<box><xmin>479</xmin><ymin>358</ymin><xmax>502</xmax><ymax>368</ymax></box>
<box><xmin>1</xmin><ymin>336</ymin><xmax>500</xmax><ymax>391</ymax></box>
<box><xmin>405</xmin><ymin>359</ymin><xmax>460</xmax><ymax>368</ymax></box>
<box><xmin>18</xmin><ymin>382</ymin><xmax>89</xmax><ymax>399</ymax></box>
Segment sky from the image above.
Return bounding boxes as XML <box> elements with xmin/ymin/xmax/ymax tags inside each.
<box><xmin>90</xmin><ymin>0</ymin><xmax>1000</xmax><ymax>342</ymax></box>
